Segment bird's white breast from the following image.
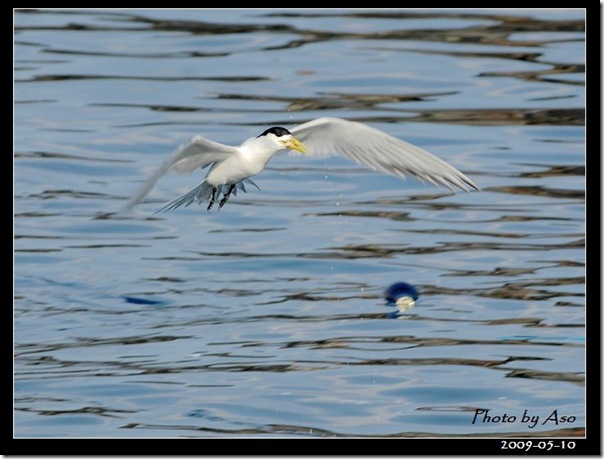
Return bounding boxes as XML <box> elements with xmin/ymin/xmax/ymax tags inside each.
<box><xmin>205</xmin><ymin>138</ymin><xmax>276</xmax><ymax>186</ymax></box>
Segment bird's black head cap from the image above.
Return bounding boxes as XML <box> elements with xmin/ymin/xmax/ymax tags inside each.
<box><xmin>258</xmin><ymin>126</ymin><xmax>291</xmax><ymax>138</ymax></box>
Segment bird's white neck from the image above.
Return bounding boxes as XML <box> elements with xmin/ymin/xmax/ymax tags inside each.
<box><xmin>241</xmin><ymin>136</ymin><xmax>283</xmax><ymax>164</ymax></box>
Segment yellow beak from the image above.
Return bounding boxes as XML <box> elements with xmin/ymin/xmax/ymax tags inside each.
<box><xmin>285</xmin><ymin>136</ymin><xmax>308</xmax><ymax>155</ymax></box>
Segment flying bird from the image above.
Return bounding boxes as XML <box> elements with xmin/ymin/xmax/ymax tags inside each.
<box><xmin>122</xmin><ymin>117</ymin><xmax>479</xmax><ymax>213</ymax></box>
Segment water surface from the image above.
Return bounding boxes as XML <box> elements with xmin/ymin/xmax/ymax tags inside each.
<box><xmin>14</xmin><ymin>9</ymin><xmax>585</xmax><ymax>439</ymax></box>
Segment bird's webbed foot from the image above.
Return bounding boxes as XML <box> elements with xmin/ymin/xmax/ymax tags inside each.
<box><xmin>207</xmin><ymin>187</ymin><xmax>217</xmax><ymax>211</ymax></box>
<box><xmin>219</xmin><ymin>184</ymin><xmax>236</xmax><ymax>209</ymax></box>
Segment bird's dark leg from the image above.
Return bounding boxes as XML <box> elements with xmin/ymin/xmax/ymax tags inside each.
<box><xmin>219</xmin><ymin>184</ymin><xmax>236</xmax><ymax>209</ymax></box>
<box><xmin>207</xmin><ymin>187</ymin><xmax>217</xmax><ymax>211</ymax></box>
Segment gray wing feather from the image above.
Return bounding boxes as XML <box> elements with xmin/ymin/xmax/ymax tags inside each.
<box><xmin>120</xmin><ymin>135</ymin><xmax>236</xmax><ymax>213</ymax></box>
<box><xmin>291</xmin><ymin>117</ymin><xmax>479</xmax><ymax>192</ymax></box>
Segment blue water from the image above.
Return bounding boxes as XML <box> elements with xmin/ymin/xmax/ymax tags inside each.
<box><xmin>15</xmin><ymin>9</ymin><xmax>585</xmax><ymax>438</ymax></box>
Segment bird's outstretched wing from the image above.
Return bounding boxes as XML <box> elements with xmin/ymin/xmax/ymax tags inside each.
<box><xmin>120</xmin><ymin>135</ymin><xmax>237</xmax><ymax>213</ymax></box>
<box><xmin>291</xmin><ymin>117</ymin><xmax>479</xmax><ymax>192</ymax></box>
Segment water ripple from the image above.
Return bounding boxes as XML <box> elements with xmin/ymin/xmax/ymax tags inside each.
<box><xmin>14</xmin><ymin>9</ymin><xmax>586</xmax><ymax>439</ymax></box>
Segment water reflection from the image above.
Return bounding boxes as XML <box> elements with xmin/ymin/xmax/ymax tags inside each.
<box><xmin>16</xmin><ymin>329</ymin><xmax>583</xmax><ymax>382</ymax></box>
<box><xmin>14</xmin><ymin>9</ymin><xmax>585</xmax><ymax>439</ymax></box>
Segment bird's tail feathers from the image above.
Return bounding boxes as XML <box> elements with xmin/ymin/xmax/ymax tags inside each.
<box><xmin>154</xmin><ymin>179</ymin><xmax>260</xmax><ymax>213</ymax></box>
<box><xmin>242</xmin><ymin>178</ymin><xmax>261</xmax><ymax>192</ymax></box>
<box><xmin>154</xmin><ymin>181</ymin><xmax>215</xmax><ymax>213</ymax></box>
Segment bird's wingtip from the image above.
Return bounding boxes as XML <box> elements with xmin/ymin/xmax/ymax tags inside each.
<box><xmin>464</xmin><ymin>178</ymin><xmax>481</xmax><ymax>193</ymax></box>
